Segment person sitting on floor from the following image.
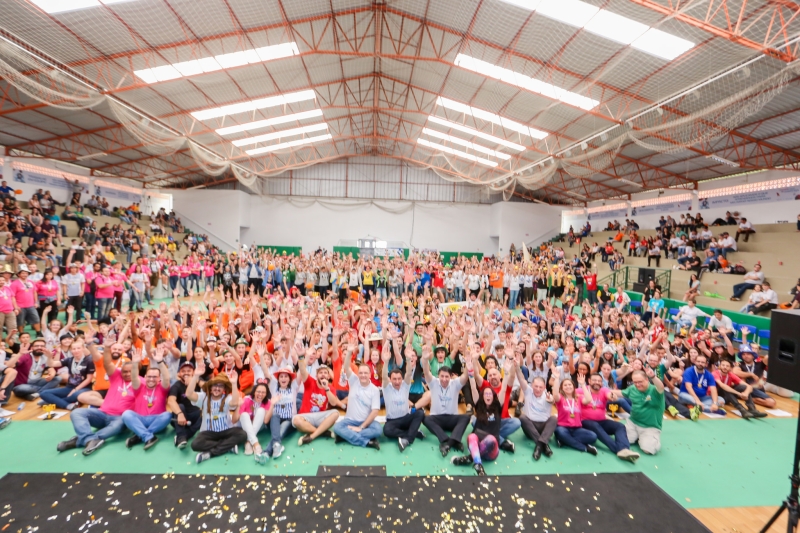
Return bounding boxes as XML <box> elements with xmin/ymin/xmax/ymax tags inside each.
<box><xmin>732</xmin><ymin>345</ymin><xmax>777</xmax><ymax>409</ymax></box>
<box><xmin>578</xmin><ymin>373</ymin><xmax>640</xmax><ymax>462</ymax></box>
<box><xmin>121</xmin><ymin>346</ymin><xmax>172</xmax><ymax>450</ymax></box>
<box><xmin>381</xmin><ymin>335</ymin><xmax>425</xmax><ymax>452</ymax></box>
<box><xmin>167</xmin><ymin>362</ymin><xmax>202</xmax><ymax>449</ymax></box>
<box><xmin>332</xmin><ymin>342</ymin><xmax>382</xmax><ymax>450</ymax></box>
<box><xmin>712</xmin><ymin>358</ymin><xmax>767</xmax><ymax>420</ymax></box>
<box><xmin>293</xmin><ymin>341</ymin><xmax>345</xmax><ymax>448</ymax></box>
<box><xmin>679</xmin><ymin>353</ymin><xmax>724</xmax><ymax>418</ymax></box>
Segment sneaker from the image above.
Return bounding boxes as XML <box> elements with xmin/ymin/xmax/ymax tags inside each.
<box><xmin>195</xmin><ymin>452</ymin><xmax>211</xmax><ymax>464</ymax></box>
<box><xmin>66</xmin><ymin>403</ymin><xmax>77</xmax><ymax>411</ymax></box>
<box><xmin>29</xmin><ymin>393</ymin><xmax>40</xmax><ymax>400</ymax></box>
<box><xmin>585</xmin><ymin>445</ymin><xmax>598</xmax><ymax>456</ymax></box>
<box><xmin>126</xmin><ymin>435</ymin><xmax>142</xmax><ymax>448</ymax></box>
<box><xmin>499</xmin><ymin>440</ymin><xmax>515</xmax><ymax>454</ymax></box>
<box><xmin>177</xmin><ymin>438</ymin><xmax>188</xmax><ymax>450</ymax></box>
<box><xmin>617</xmin><ymin>449</ymin><xmax>639</xmax><ymax>463</ymax></box>
<box><xmin>690</xmin><ymin>405</ymin><xmax>701</xmax><ymax>421</ymax></box>
<box><xmin>143</xmin><ymin>437</ymin><xmax>158</xmax><ymax>451</ymax></box>
<box><xmin>450</xmin><ymin>454</ymin><xmax>472</xmax><ymax>466</ymax></box>
<box><xmin>667</xmin><ymin>406</ymin><xmax>679</xmax><ymax>418</ymax></box>
<box><xmin>398</xmin><ymin>438</ymin><xmax>409</xmax><ymax>452</ymax></box>
<box><xmin>416</xmin><ymin>431</ymin><xmax>425</xmax><ymax>440</ymax></box>
<box><xmin>439</xmin><ymin>442</ymin><xmax>451</xmax><ymax>457</ymax></box>
<box><xmin>473</xmin><ymin>463</ymin><xmax>486</xmax><ymax>476</ymax></box>
<box><xmin>254</xmin><ymin>452</ymin><xmax>268</xmax><ymax>465</ymax></box>
<box><xmin>244</xmin><ymin>442</ymin><xmax>254</xmax><ymax>455</ymax></box>
<box><xmin>298</xmin><ymin>435</ymin><xmax>312</xmax><ymax>447</ymax></box>
<box><xmin>37</xmin><ymin>400</ymin><xmax>46</xmax><ymax>406</ymax></box>
<box><xmin>230</xmin><ymin>445</ymin><xmax>239</xmax><ymax>455</ymax></box>
<box><xmin>57</xmin><ymin>436</ymin><xmax>78</xmax><ymax>452</ymax></box>
<box><xmin>83</xmin><ymin>439</ymin><xmax>104</xmax><ymax>456</ymax></box>
<box><xmin>272</xmin><ymin>443</ymin><xmax>284</xmax><ymax>458</ymax></box>
<box><xmin>750</xmin><ymin>409</ymin><xmax>768</xmax><ymax>418</ymax></box>
<box><xmin>450</xmin><ymin>440</ymin><xmax>464</xmax><ymax>453</ymax></box>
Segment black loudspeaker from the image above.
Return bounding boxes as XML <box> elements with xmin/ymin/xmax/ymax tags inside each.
<box><xmin>766</xmin><ymin>309</ymin><xmax>800</xmax><ymax>393</ymax></box>
<box><xmin>632</xmin><ymin>282</ymin><xmax>647</xmax><ymax>293</ymax></box>
<box><xmin>637</xmin><ymin>268</ymin><xmax>656</xmax><ymax>284</ymax></box>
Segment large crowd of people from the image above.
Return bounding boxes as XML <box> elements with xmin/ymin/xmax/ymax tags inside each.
<box><xmin>0</xmin><ymin>187</ymin><xmax>791</xmax><ymax>476</ymax></box>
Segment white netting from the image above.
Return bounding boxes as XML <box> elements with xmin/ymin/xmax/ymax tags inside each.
<box><xmin>187</xmin><ymin>142</ymin><xmax>230</xmax><ymax>177</ymax></box>
<box><xmin>628</xmin><ymin>58</ymin><xmax>799</xmax><ymax>154</ymax></box>
<box><xmin>516</xmin><ymin>162</ymin><xmax>558</xmax><ymax>191</ymax></box>
<box><xmin>0</xmin><ymin>40</ymin><xmax>105</xmax><ymax>109</ymax></box>
<box><xmin>560</xmin><ymin>131</ymin><xmax>626</xmax><ymax>178</ymax></box>
<box><xmin>107</xmin><ymin>98</ymin><xmax>186</xmax><ymax>155</ymax></box>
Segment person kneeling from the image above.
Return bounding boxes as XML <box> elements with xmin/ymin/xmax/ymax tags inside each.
<box><xmin>332</xmin><ymin>345</ymin><xmax>382</xmax><ymax>449</ymax></box>
<box><xmin>185</xmin><ymin>363</ymin><xmax>246</xmax><ymax>464</ymax></box>
<box><xmin>609</xmin><ymin>369</ymin><xmax>664</xmax><ymax>455</ymax></box>
<box><xmin>121</xmin><ymin>348</ymin><xmax>172</xmax><ymax>450</ymax></box>
<box><xmin>577</xmin><ymin>374</ymin><xmax>639</xmax><ymax>462</ymax></box>
<box><xmin>451</xmin><ymin>357</ymin><xmax>509</xmax><ymax>475</ymax></box>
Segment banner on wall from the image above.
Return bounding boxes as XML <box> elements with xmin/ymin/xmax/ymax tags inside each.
<box><xmin>699</xmin><ymin>185</ymin><xmax>800</xmax><ymax>210</ymax></box>
<box><xmin>12</xmin><ymin>168</ymin><xmax>90</xmax><ymax>194</ymax></box>
<box><xmin>631</xmin><ymin>199</ymin><xmax>692</xmax><ymax>216</ymax></box>
<box><xmin>587</xmin><ymin>207</ymin><xmax>628</xmax><ymax>220</ymax></box>
<box><xmin>94</xmin><ymin>183</ymin><xmax>142</xmax><ymax>203</ymax></box>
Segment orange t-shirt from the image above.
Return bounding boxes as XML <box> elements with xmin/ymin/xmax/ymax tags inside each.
<box><xmin>93</xmin><ymin>355</ymin><xmax>130</xmax><ymax>391</ymax></box>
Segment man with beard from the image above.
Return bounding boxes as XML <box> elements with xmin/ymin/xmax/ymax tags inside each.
<box><xmin>167</xmin><ymin>362</ymin><xmax>202</xmax><ymax>448</ymax></box>
<box><xmin>577</xmin><ymin>374</ymin><xmax>640</xmax><ymax>462</ymax></box>
<box><xmin>712</xmin><ymin>358</ymin><xmax>767</xmax><ymax>419</ymax></box>
<box><xmin>121</xmin><ymin>347</ymin><xmax>172</xmax><ymax>450</ymax></box>
<box><xmin>293</xmin><ymin>343</ymin><xmax>345</xmax><ymax>446</ymax></box>
<box><xmin>57</xmin><ymin>336</ymin><xmax>135</xmax><ymax>455</ymax></box>
<box><xmin>76</xmin><ymin>338</ymin><xmax>129</xmax><ymax>407</ymax></box>
<box><xmin>679</xmin><ymin>353</ymin><xmax>724</xmax><ymax>418</ymax></box>
<box><xmin>7</xmin><ymin>338</ymin><xmax>58</xmax><ymax>400</ymax></box>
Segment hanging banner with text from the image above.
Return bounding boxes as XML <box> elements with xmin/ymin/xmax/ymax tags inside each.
<box><xmin>631</xmin><ymin>199</ymin><xmax>693</xmax><ymax>216</ymax></box>
<box><xmin>12</xmin><ymin>168</ymin><xmax>90</xmax><ymax>195</ymax></box>
<box><xmin>94</xmin><ymin>183</ymin><xmax>142</xmax><ymax>203</ymax></box>
<box><xmin>587</xmin><ymin>207</ymin><xmax>628</xmax><ymax>220</ymax></box>
<box><xmin>699</xmin><ymin>185</ymin><xmax>800</xmax><ymax>210</ymax></box>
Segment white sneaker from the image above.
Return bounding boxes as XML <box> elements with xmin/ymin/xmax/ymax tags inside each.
<box><xmin>272</xmin><ymin>443</ymin><xmax>284</xmax><ymax>458</ymax></box>
<box><xmin>244</xmin><ymin>442</ymin><xmax>253</xmax><ymax>456</ymax></box>
<box><xmin>229</xmin><ymin>445</ymin><xmax>239</xmax><ymax>455</ymax></box>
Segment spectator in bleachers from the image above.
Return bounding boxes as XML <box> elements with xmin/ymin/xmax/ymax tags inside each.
<box><xmin>735</xmin><ymin>217</ymin><xmax>755</xmax><ymax>242</ymax></box>
<box><xmin>730</xmin><ymin>263</ymin><xmax>764</xmax><ymax>301</ymax></box>
<box><xmin>749</xmin><ymin>281</ymin><xmax>778</xmax><ymax>315</ymax></box>
<box><xmin>711</xmin><ymin>211</ymin><xmax>737</xmax><ymax>226</ymax></box>
<box><xmin>715</xmin><ymin>232</ymin><xmax>737</xmax><ymax>259</ymax></box>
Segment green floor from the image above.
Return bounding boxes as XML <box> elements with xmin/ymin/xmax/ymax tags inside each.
<box><xmin>0</xmin><ymin>417</ymin><xmax>792</xmax><ymax>510</ymax></box>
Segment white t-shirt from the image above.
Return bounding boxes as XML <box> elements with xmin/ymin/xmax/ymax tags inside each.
<box><xmin>346</xmin><ymin>374</ymin><xmax>380</xmax><ymax>421</ymax></box>
<box><xmin>383</xmin><ymin>381</ymin><xmax>410</xmax><ymax>420</ymax></box>
<box><xmin>467</xmin><ymin>274</ymin><xmax>480</xmax><ymax>290</ymax></box>
<box><xmin>428</xmin><ymin>376</ymin><xmax>464</xmax><ymax>415</ymax></box>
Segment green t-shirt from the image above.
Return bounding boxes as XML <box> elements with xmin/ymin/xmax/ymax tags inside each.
<box><xmin>430</xmin><ymin>356</ymin><xmax>454</xmax><ymax>376</ymax></box>
<box><xmin>622</xmin><ymin>384</ymin><xmax>665</xmax><ymax>430</ymax></box>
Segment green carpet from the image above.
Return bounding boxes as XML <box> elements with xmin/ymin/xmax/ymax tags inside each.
<box><xmin>0</xmin><ymin>417</ymin><xmax>792</xmax><ymax>509</ymax></box>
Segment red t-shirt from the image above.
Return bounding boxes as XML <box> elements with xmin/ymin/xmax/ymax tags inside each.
<box><xmin>712</xmin><ymin>370</ymin><xmax>741</xmax><ymax>387</ymax></box>
<box><xmin>298</xmin><ymin>375</ymin><xmax>331</xmax><ymax>414</ymax></box>
<box><xmin>585</xmin><ymin>273</ymin><xmax>598</xmax><ymax>291</ymax></box>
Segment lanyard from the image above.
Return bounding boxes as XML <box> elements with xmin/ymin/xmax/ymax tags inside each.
<box><xmin>144</xmin><ymin>387</ymin><xmax>157</xmax><ymax>407</ymax></box>
<box><xmin>564</xmin><ymin>398</ymin><xmax>576</xmax><ymax>416</ymax></box>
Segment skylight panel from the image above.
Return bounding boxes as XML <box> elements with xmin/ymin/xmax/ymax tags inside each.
<box><xmin>416</xmin><ymin>139</ymin><xmax>499</xmax><ymax>168</ymax></box>
<box><xmin>191</xmin><ymin>90</ymin><xmax>316</xmax><ymax>121</ymax></box>
<box><xmin>437</xmin><ymin>97</ymin><xmax>547</xmax><ymax>140</ymax></box>
<box><xmin>632</xmin><ymin>28</ymin><xmax>695</xmax><ymax>60</ymax></box>
<box><xmin>455</xmin><ymin>54</ymin><xmax>599</xmax><ymax>110</ymax></box>
<box><xmin>245</xmin><ymin>133</ymin><xmax>333</xmax><ymax>156</ymax></box>
<box><xmin>134</xmin><ymin>42</ymin><xmax>300</xmax><ymax>85</ymax></box>
<box><xmin>584</xmin><ymin>9</ymin><xmax>648</xmax><ymax>45</ymax></box>
<box><xmin>217</xmin><ymin>109</ymin><xmax>324</xmax><ymax>136</ymax></box>
<box><xmin>233</xmin><ymin>123</ymin><xmax>329</xmax><ymax>148</ymax></box>
<box><xmin>427</xmin><ymin>116</ymin><xmax>525</xmax><ymax>152</ymax></box>
<box><xmin>422</xmin><ymin>128</ymin><xmax>511</xmax><ymax>160</ymax></box>
<box><xmin>535</xmin><ymin>0</ymin><xmax>598</xmax><ymax>27</ymax></box>
<box><xmin>30</xmin><ymin>0</ymin><xmax>137</xmax><ymax>14</ymax></box>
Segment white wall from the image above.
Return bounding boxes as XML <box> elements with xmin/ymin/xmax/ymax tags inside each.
<box><xmin>163</xmin><ymin>190</ymin><xmax>564</xmax><ymax>255</ymax></box>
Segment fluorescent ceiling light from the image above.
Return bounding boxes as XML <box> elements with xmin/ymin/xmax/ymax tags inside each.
<box><xmin>233</xmin><ymin>123</ymin><xmax>329</xmax><ymax>147</ymax></box>
<box><xmin>245</xmin><ymin>133</ymin><xmax>332</xmax><ymax>156</ymax></box>
<box><xmin>455</xmin><ymin>54</ymin><xmax>599</xmax><ymax>110</ymax></box>
<box><xmin>30</xmin><ymin>0</ymin><xmax>136</xmax><ymax>14</ymax></box>
<box><xmin>416</xmin><ymin>138</ymin><xmax>498</xmax><ymax>168</ymax></box>
<box><xmin>217</xmin><ymin>109</ymin><xmax>323</xmax><ymax>136</ymax></box>
<box><xmin>437</xmin><ymin>97</ymin><xmax>547</xmax><ymax>140</ymax></box>
<box><xmin>706</xmin><ymin>154</ymin><xmax>740</xmax><ymax>168</ymax></box>
<box><xmin>134</xmin><ymin>42</ymin><xmax>299</xmax><ymax>85</ymax></box>
<box><xmin>422</xmin><ymin>128</ymin><xmax>510</xmax><ymax>160</ymax></box>
<box><xmin>617</xmin><ymin>177</ymin><xmax>643</xmax><ymax>188</ymax></box>
<box><xmin>564</xmin><ymin>190</ymin><xmax>588</xmax><ymax>200</ymax></box>
<box><xmin>584</xmin><ymin>9</ymin><xmax>648</xmax><ymax>45</ymax></box>
<box><xmin>191</xmin><ymin>89</ymin><xmax>316</xmax><ymax>121</ymax></box>
<box><xmin>632</xmin><ymin>28</ymin><xmax>695</xmax><ymax>61</ymax></box>
<box><xmin>499</xmin><ymin>0</ymin><xmax>694</xmax><ymax>60</ymax></box>
<box><xmin>428</xmin><ymin>116</ymin><xmax>525</xmax><ymax>151</ymax></box>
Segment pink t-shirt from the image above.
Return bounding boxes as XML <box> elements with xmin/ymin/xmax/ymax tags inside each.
<box><xmin>578</xmin><ymin>388</ymin><xmax>610</xmax><ymax>422</ymax></box>
<box><xmin>84</xmin><ymin>270</ymin><xmax>96</xmax><ymax>293</ymax></box>
<box><xmin>132</xmin><ymin>383</ymin><xmax>169</xmax><ymax>415</ymax></box>
<box><xmin>36</xmin><ymin>280</ymin><xmax>59</xmax><ymax>299</ymax></box>
<box><xmin>111</xmin><ymin>271</ymin><xmax>127</xmax><ymax>293</ymax></box>
<box><xmin>0</xmin><ymin>286</ymin><xmax>14</xmax><ymax>313</ymax></box>
<box><xmin>204</xmin><ymin>264</ymin><xmax>214</xmax><ymax>277</ymax></box>
<box><xmin>11</xmin><ymin>279</ymin><xmax>36</xmax><ymax>308</ymax></box>
<box><xmin>94</xmin><ymin>275</ymin><xmax>116</xmax><ymax>299</ymax></box>
<box><xmin>169</xmin><ymin>265</ymin><xmax>180</xmax><ymax>277</ymax></box>
<box><xmin>556</xmin><ymin>396</ymin><xmax>583</xmax><ymax>428</ymax></box>
<box><xmin>179</xmin><ymin>265</ymin><xmax>190</xmax><ymax>278</ymax></box>
<box><xmin>240</xmin><ymin>395</ymin><xmax>271</xmax><ymax>417</ymax></box>
<box><xmin>101</xmin><ymin>369</ymin><xmax>136</xmax><ymax>416</ymax></box>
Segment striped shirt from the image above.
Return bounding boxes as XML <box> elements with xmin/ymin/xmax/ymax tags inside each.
<box><xmin>269</xmin><ymin>380</ymin><xmax>298</xmax><ymax>420</ymax></box>
<box><xmin>193</xmin><ymin>392</ymin><xmax>234</xmax><ymax>432</ymax></box>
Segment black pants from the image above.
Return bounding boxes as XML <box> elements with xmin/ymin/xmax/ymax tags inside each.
<box><xmin>383</xmin><ymin>410</ymin><xmax>425</xmax><ymax>444</ymax></box>
<box><xmin>38</xmin><ymin>300</ymin><xmax>58</xmax><ymax>324</ymax></box>
<box><xmin>423</xmin><ymin>414</ymin><xmax>471</xmax><ymax>444</ymax></box>
<box><xmin>647</xmin><ymin>255</ymin><xmax>660</xmax><ymax>267</ymax></box>
<box><xmin>191</xmin><ymin>427</ymin><xmax>247</xmax><ymax>457</ymax></box>
<box><xmin>0</xmin><ymin>368</ymin><xmax>14</xmax><ymax>406</ymax></box>
<box><xmin>721</xmin><ymin>383</ymin><xmax>757</xmax><ymax>413</ymax></box>
<box><xmin>66</xmin><ymin>295</ymin><xmax>83</xmax><ymax>318</ymax></box>
<box><xmin>664</xmin><ymin>392</ymin><xmax>691</xmax><ymax>417</ymax></box>
<box><xmin>519</xmin><ymin>415</ymin><xmax>557</xmax><ymax>445</ymax></box>
<box><xmin>247</xmin><ymin>277</ymin><xmax>261</xmax><ymax>295</ymax></box>
<box><xmin>171</xmin><ymin>405</ymin><xmax>202</xmax><ymax>444</ymax></box>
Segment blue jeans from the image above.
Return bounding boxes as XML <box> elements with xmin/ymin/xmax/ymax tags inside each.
<box><xmin>333</xmin><ymin>417</ymin><xmax>382</xmax><ymax>447</ymax></box>
<box><xmin>266</xmin><ymin>417</ymin><xmax>294</xmax><ymax>455</ymax></box>
<box><xmin>97</xmin><ymin>298</ymin><xmax>113</xmax><ymax>321</ymax></box>
<box><xmin>40</xmin><ymin>385</ymin><xmax>91</xmax><ymax>409</ymax></box>
<box><xmin>129</xmin><ymin>289</ymin><xmax>143</xmax><ymax>310</ymax></box>
<box><xmin>13</xmin><ymin>377</ymin><xmax>60</xmax><ymax>399</ymax></box>
<box><xmin>555</xmin><ymin>425</ymin><xmax>597</xmax><ymax>452</ymax></box>
<box><xmin>610</xmin><ymin>397</ymin><xmax>632</xmax><ymax>413</ymax></box>
<box><xmin>205</xmin><ymin>276</ymin><xmax>214</xmax><ymax>290</ymax></box>
<box><xmin>732</xmin><ymin>282</ymin><xmax>755</xmax><ymax>299</ymax></box>
<box><xmin>678</xmin><ymin>391</ymin><xmax>722</xmax><ymax>411</ymax></box>
<box><xmin>70</xmin><ymin>409</ymin><xmax>125</xmax><ymax>447</ymax></box>
<box><xmin>581</xmin><ymin>419</ymin><xmax>630</xmax><ymax>454</ymax></box>
<box><xmin>472</xmin><ymin>417</ymin><xmax>521</xmax><ymax>445</ymax></box>
<box><xmin>509</xmin><ymin>290</ymin><xmax>519</xmax><ymax>309</ymax></box>
<box><xmin>180</xmin><ymin>277</ymin><xmax>188</xmax><ymax>296</ymax></box>
<box><xmin>121</xmin><ymin>411</ymin><xmax>172</xmax><ymax>442</ymax></box>
<box><xmin>169</xmin><ymin>276</ymin><xmax>179</xmax><ymax>291</ymax></box>
<box><xmin>84</xmin><ymin>292</ymin><xmax>96</xmax><ymax>320</ymax></box>
<box><xmin>376</xmin><ymin>288</ymin><xmax>387</xmax><ymax>300</ymax></box>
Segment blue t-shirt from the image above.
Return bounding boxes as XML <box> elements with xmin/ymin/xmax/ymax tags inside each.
<box><xmin>680</xmin><ymin>367</ymin><xmax>715</xmax><ymax>397</ymax></box>
<box><xmin>648</xmin><ymin>298</ymin><xmax>665</xmax><ymax>314</ymax></box>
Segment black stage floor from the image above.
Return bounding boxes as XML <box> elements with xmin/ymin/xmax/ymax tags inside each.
<box><xmin>0</xmin><ymin>472</ymin><xmax>708</xmax><ymax>533</ymax></box>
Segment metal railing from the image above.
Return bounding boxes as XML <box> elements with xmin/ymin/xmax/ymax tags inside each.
<box><xmin>597</xmin><ymin>266</ymin><xmax>672</xmax><ymax>298</ymax></box>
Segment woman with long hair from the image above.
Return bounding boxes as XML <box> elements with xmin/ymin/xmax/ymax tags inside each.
<box><xmin>36</xmin><ymin>269</ymin><xmax>60</xmax><ymax>324</ymax></box>
<box><xmin>238</xmin><ymin>381</ymin><xmax>272</xmax><ymax>462</ymax></box>
<box><xmin>552</xmin><ymin>375</ymin><xmax>598</xmax><ymax>455</ymax></box>
<box><xmin>450</xmin><ymin>357</ymin><xmax>511</xmax><ymax>475</ymax></box>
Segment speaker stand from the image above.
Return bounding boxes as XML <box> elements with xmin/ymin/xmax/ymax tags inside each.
<box><xmin>761</xmin><ymin>401</ymin><xmax>800</xmax><ymax>533</ymax></box>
